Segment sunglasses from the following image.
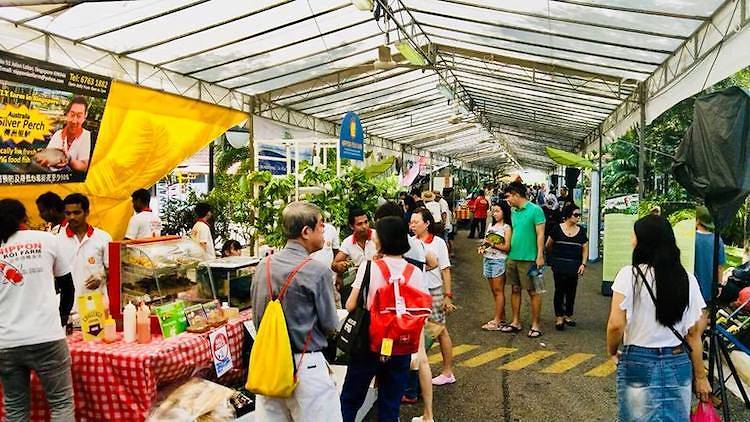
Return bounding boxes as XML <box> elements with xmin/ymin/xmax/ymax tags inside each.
<box><xmin>572</xmin><ymin>213</ymin><xmax>581</xmax><ymax>217</ymax></box>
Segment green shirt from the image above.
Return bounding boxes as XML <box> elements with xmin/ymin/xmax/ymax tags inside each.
<box><xmin>508</xmin><ymin>201</ymin><xmax>546</xmax><ymax>261</ymax></box>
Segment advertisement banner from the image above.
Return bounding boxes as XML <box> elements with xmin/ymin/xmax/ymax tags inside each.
<box><xmin>0</xmin><ymin>51</ymin><xmax>111</xmax><ymax>184</ymax></box>
<box><xmin>253</xmin><ymin>116</ymin><xmax>314</xmax><ymax>175</ymax></box>
<box><xmin>339</xmin><ymin>111</ymin><xmax>364</xmax><ymax>161</ymax></box>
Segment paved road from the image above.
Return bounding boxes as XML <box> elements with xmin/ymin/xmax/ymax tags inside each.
<box><xmin>364</xmin><ymin>231</ymin><xmax>750</xmax><ymax>421</ymax></box>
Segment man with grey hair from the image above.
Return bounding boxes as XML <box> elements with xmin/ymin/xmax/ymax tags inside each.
<box><xmin>250</xmin><ymin>201</ymin><xmax>341</xmax><ymax>421</ymax></box>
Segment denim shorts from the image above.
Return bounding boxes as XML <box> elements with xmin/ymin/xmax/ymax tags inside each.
<box><xmin>616</xmin><ymin>345</ymin><xmax>692</xmax><ymax>422</ymax></box>
<box><xmin>483</xmin><ymin>257</ymin><xmax>506</xmax><ymax>278</ymax></box>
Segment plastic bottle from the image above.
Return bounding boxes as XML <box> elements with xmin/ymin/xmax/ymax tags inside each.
<box><xmin>136</xmin><ymin>302</ymin><xmax>151</xmax><ymax>344</ymax></box>
<box><xmin>123</xmin><ymin>302</ymin><xmax>136</xmax><ymax>343</ymax></box>
<box><xmin>103</xmin><ymin>318</ymin><xmax>117</xmax><ymax>343</ymax></box>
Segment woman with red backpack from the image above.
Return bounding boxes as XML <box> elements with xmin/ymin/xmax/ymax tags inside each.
<box><xmin>340</xmin><ymin>216</ymin><xmax>431</xmax><ymax>422</ymax></box>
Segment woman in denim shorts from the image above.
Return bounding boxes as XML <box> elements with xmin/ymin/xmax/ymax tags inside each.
<box><xmin>606</xmin><ymin>215</ymin><xmax>711</xmax><ymax>421</ymax></box>
<box><xmin>479</xmin><ymin>202</ymin><xmax>512</xmax><ymax>331</ymax></box>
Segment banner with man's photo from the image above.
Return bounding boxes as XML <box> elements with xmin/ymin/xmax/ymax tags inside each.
<box><xmin>0</xmin><ymin>51</ymin><xmax>111</xmax><ymax>184</ymax></box>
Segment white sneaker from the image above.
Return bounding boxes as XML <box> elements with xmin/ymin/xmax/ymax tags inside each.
<box><xmin>411</xmin><ymin>417</ymin><xmax>435</xmax><ymax>422</ymax></box>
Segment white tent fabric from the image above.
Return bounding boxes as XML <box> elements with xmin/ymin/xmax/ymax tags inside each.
<box><xmin>1</xmin><ymin>0</ymin><xmax>749</xmax><ymax>170</ymax></box>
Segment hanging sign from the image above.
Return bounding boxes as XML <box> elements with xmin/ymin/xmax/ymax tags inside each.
<box><xmin>0</xmin><ymin>51</ymin><xmax>111</xmax><ymax>184</ymax></box>
<box><xmin>339</xmin><ymin>112</ymin><xmax>364</xmax><ymax>161</ymax></box>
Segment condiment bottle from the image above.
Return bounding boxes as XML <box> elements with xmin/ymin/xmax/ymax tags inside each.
<box><xmin>136</xmin><ymin>302</ymin><xmax>151</xmax><ymax>344</ymax></box>
<box><xmin>103</xmin><ymin>318</ymin><xmax>117</xmax><ymax>343</ymax></box>
<box><xmin>123</xmin><ymin>302</ymin><xmax>136</xmax><ymax>343</ymax></box>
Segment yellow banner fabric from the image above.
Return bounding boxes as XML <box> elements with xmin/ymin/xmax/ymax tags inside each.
<box><xmin>0</xmin><ymin>81</ymin><xmax>246</xmax><ymax>239</ymax></box>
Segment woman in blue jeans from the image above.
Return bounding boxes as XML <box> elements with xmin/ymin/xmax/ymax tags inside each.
<box><xmin>341</xmin><ymin>216</ymin><xmax>429</xmax><ymax>422</ymax></box>
<box><xmin>606</xmin><ymin>215</ymin><xmax>711</xmax><ymax>421</ymax></box>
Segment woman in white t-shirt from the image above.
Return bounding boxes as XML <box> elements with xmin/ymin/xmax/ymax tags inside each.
<box><xmin>341</xmin><ymin>216</ymin><xmax>428</xmax><ymax>422</ymax></box>
<box><xmin>0</xmin><ymin>199</ymin><xmax>76</xmax><ymax>421</ymax></box>
<box><xmin>479</xmin><ymin>202</ymin><xmax>512</xmax><ymax>331</ymax></box>
<box><xmin>606</xmin><ymin>215</ymin><xmax>710</xmax><ymax>422</ymax></box>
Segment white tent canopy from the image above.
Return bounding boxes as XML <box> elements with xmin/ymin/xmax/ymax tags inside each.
<box><xmin>1</xmin><ymin>0</ymin><xmax>749</xmax><ymax>170</ymax></box>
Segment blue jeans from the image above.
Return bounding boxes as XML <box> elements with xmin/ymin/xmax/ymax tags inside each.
<box><xmin>340</xmin><ymin>352</ymin><xmax>411</xmax><ymax>422</ymax></box>
<box><xmin>616</xmin><ymin>345</ymin><xmax>692</xmax><ymax>422</ymax></box>
<box><xmin>0</xmin><ymin>339</ymin><xmax>74</xmax><ymax>422</ymax></box>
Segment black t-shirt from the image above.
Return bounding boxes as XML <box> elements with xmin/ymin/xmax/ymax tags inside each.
<box><xmin>549</xmin><ymin>224</ymin><xmax>589</xmax><ymax>274</ymax></box>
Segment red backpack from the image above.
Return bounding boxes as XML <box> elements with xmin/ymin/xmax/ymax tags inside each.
<box><xmin>369</xmin><ymin>260</ymin><xmax>432</xmax><ymax>355</ymax></box>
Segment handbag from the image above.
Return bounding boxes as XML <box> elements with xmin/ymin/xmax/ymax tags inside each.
<box><xmin>336</xmin><ymin>261</ymin><xmax>372</xmax><ymax>356</ymax></box>
<box><xmin>635</xmin><ymin>266</ymin><xmax>693</xmax><ymax>353</ymax></box>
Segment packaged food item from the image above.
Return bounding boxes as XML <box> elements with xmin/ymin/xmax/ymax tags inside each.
<box><xmin>204</xmin><ymin>300</ymin><xmax>227</xmax><ymax>327</ymax></box>
<box><xmin>147</xmin><ymin>378</ymin><xmax>235</xmax><ymax>421</ymax></box>
<box><xmin>155</xmin><ymin>301</ymin><xmax>188</xmax><ymax>338</ymax></box>
<box><xmin>103</xmin><ymin>318</ymin><xmax>117</xmax><ymax>343</ymax></box>
<box><xmin>78</xmin><ymin>292</ymin><xmax>106</xmax><ymax>341</ymax></box>
<box><xmin>184</xmin><ymin>303</ymin><xmax>209</xmax><ymax>333</ymax></box>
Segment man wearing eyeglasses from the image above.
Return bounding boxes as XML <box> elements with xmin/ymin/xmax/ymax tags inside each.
<box><xmin>41</xmin><ymin>95</ymin><xmax>92</xmax><ymax>173</ymax></box>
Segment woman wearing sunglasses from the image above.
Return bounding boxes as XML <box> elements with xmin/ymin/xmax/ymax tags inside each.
<box><xmin>545</xmin><ymin>204</ymin><xmax>589</xmax><ymax>331</ymax></box>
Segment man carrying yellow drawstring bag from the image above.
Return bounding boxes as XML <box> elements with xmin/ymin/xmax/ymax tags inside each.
<box><xmin>248</xmin><ymin>202</ymin><xmax>341</xmax><ymax>421</ymax></box>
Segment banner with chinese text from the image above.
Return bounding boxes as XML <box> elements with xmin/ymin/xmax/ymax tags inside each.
<box><xmin>0</xmin><ymin>51</ymin><xmax>111</xmax><ymax>184</ymax></box>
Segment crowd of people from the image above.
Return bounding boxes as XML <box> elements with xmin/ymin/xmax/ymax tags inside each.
<box><xmin>0</xmin><ymin>178</ymin><xmax>715</xmax><ymax>422</ymax></box>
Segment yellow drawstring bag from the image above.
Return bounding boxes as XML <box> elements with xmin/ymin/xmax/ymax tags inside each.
<box><xmin>246</xmin><ymin>257</ymin><xmax>313</xmax><ymax>398</ymax></box>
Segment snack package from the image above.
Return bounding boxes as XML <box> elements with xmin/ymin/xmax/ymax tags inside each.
<box><xmin>155</xmin><ymin>301</ymin><xmax>188</xmax><ymax>338</ymax></box>
<box><xmin>147</xmin><ymin>378</ymin><xmax>235</xmax><ymax>421</ymax></box>
<box><xmin>184</xmin><ymin>303</ymin><xmax>209</xmax><ymax>333</ymax></box>
<box><xmin>78</xmin><ymin>291</ymin><xmax>106</xmax><ymax>341</ymax></box>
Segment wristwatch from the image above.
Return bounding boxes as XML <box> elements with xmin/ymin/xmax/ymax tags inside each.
<box><xmin>444</xmin><ymin>292</ymin><xmax>454</xmax><ymax>299</ymax></box>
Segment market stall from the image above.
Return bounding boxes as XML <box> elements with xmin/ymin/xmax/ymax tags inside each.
<box><xmin>0</xmin><ymin>311</ymin><xmax>251</xmax><ymax>421</ymax></box>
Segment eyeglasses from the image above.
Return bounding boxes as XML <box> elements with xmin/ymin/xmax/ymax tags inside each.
<box><xmin>572</xmin><ymin>213</ymin><xmax>582</xmax><ymax>217</ymax></box>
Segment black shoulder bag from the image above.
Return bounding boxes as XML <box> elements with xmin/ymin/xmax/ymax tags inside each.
<box><xmin>635</xmin><ymin>266</ymin><xmax>693</xmax><ymax>353</ymax></box>
<box><xmin>336</xmin><ymin>261</ymin><xmax>372</xmax><ymax>356</ymax></box>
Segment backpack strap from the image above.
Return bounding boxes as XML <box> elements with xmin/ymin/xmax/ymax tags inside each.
<box><xmin>374</xmin><ymin>259</ymin><xmax>416</xmax><ymax>285</ymax></box>
<box><xmin>265</xmin><ymin>256</ymin><xmax>312</xmax><ymax>300</ymax></box>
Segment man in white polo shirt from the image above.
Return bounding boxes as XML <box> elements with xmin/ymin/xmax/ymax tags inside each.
<box><xmin>332</xmin><ymin>208</ymin><xmax>376</xmax><ymax>302</ymax></box>
<box><xmin>57</xmin><ymin>193</ymin><xmax>112</xmax><ymax>309</ymax></box>
<box><xmin>125</xmin><ymin>188</ymin><xmax>162</xmax><ymax>239</ymax></box>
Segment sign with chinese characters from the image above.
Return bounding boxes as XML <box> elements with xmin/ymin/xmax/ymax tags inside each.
<box><xmin>0</xmin><ymin>51</ymin><xmax>111</xmax><ymax>184</ymax></box>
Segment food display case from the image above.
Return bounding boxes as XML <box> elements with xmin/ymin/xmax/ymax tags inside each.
<box><xmin>197</xmin><ymin>256</ymin><xmax>259</xmax><ymax>309</ymax></box>
<box><xmin>108</xmin><ymin>236</ymin><xmax>212</xmax><ymax>324</ymax></box>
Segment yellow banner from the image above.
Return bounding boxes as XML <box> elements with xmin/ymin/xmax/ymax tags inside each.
<box><xmin>0</xmin><ymin>81</ymin><xmax>246</xmax><ymax>239</ymax></box>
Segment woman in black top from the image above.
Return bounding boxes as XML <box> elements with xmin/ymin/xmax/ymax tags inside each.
<box><xmin>546</xmin><ymin>204</ymin><xmax>589</xmax><ymax>331</ymax></box>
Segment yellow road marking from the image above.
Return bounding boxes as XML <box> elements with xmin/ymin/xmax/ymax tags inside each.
<box><xmin>428</xmin><ymin>344</ymin><xmax>480</xmax><ymax>364</ymax></box>
<box><xmin>499</xmin><ymin>350</ymin><xmax>557</xmax><ymax>370</ymax></box>
<box><xmin>459</xmin><ymin>347</ymin><xmax>517</xmax><ymax>368</ymax></box>
<box><xmin>540</xmin><ymin>353</ymin><xmax>596</xmax><ymax>374</ymax></box>
<box><xmin>584</xmin><ymin>360</ymin><xmax>617</xmax><ymax>377</ymax></box>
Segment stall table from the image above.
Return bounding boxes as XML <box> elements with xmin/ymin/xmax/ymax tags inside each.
<box><xmin>0</xmin><ymin>311</ymin><xmax>251</xmax><ymax>422</ymax></box>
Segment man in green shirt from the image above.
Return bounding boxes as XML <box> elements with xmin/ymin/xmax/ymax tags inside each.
<box><xmin>501</xmin><ymin>182</ymin><xmax>547</xmax><ymax>338</ymax></box>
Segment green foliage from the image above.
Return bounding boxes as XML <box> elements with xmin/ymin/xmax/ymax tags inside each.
<box><xmin>160</xmin><ymin>191</ymin><xmax>199</xmax><ymax>236</ymax></box>
<box><xmin>667</xmin><ymin>208</ymin><xmax>695</xmax><ymax>226</ymax></box>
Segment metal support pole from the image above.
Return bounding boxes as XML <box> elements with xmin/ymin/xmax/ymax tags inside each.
<box><xmin>208</xmin><ymin>140</ymin><xmax>214</xmax><ymax>191</ymax></box>
<box><xmin>638</xmin><ymin>83</ymin><xmax>647</xmax><ymax>199</ymax></box>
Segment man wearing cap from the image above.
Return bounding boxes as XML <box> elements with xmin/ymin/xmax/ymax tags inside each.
<box><xmin>694</xmin><ymin>206</ymin><xmax>726</xmax><ymax>301</ymax></box>
<box><xmin>422</xmin><ymin>191</ymin><xmax>444</xmax><ymax>237</ymax></box>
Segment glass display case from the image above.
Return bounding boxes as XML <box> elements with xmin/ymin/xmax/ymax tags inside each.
<box><xmin>197</xmin><ymin>256</ymin><xmax>259</xmax><ymax>309</ymax></box>
<box><xmin>118</xmin><ymin>237</ymin><xmax>208</xmax><ymax>308</ymax></box>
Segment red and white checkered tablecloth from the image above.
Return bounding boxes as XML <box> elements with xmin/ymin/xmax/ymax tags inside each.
<box><xmin>0</xmin><ymin>310</ymin><xmax>251</xmax><ymax>422</ymax></box>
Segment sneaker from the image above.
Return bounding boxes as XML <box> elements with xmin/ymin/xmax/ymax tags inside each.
<box><xmin>431</xmin><ymin>373</ymin><xmax>456</xmax><ymax>386</ymax></box>
<box><xmin>412</xmin><ymin>417</ymin><xmax>435</xmax><ymax>422</ymax></box>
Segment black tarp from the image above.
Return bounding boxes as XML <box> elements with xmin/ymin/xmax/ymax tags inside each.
<box><xmin>673</xmin><ymin>86</ymin><xmax>750</xmax><ymax>229</ymax></box>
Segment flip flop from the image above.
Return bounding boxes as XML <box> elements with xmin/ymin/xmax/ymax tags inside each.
<box><xmin>500</xmin><ymin>324</ymin><xmax>522</xmax><ymax>333</ymax></box>
<box><xmin>482</xmin><ymin>320</ymin><xmax>507</xmax><ymax>331</ymax></box>
<box><xmin>528</xmin><ymin>329</ymin><xmax>543</xmax><ymax>338</ymax></box>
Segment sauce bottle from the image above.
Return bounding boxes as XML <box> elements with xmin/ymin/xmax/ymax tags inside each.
<box><xmin>123</xmin><ymin>302</ymin><xmax>136</xmax><ymax>343</ymax></box>
<box><xmin>136</xmin><ymin>302</ymin><xmax>151</xmax><ymax>344</ymax></box>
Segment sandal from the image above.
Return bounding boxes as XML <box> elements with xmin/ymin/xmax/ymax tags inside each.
<box><xmin>527</xmin><ymin>329</ymin><xmax>543</xmax><ymax>338</ymax></box>
<box><xmin>482</xmin><ymin>320</ymin><xmax>506</xmax><ymax>331</ymax></box>
<box><xmin>564</xmin><ymin>319</ymin><xmax>577</xmax><ymax>327</ymax></box>
<box><xmin>555</xmin><ymin>322</ymin><xmax>565</xmax><ymax>331</ymax></box>
<box><xmin>500</xmin><ymin>324</ymin><xmax>522</xmax><ymax>333</ymax></box>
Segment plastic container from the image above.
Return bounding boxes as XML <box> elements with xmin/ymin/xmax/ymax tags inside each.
<box><xmin>123</xmin><ymin>302</ymin><xmax>137</xmax><ymax>343</ymax></box>
<box><xmin>103</xmin><ymin>318</ymin><xmax>117</xmax><ymax>343</ymax></box>
<box><xmin>136</xmin><ymin>302</ymin><xmax>151</xmax><ymax>344</ymax></box>
<box><xmin>528</xmin><ymin>264</ymin><xmax>547</xmax><ymax>294</ymax></box>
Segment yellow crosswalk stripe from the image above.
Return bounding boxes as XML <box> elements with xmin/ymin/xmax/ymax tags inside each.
<box><xmin>428</xmin><ymin>344</ymin><xmax>480</xmax><ymax>364</ymax></box>
<box><xmin>584</xmin><ymin>360</ymin><xmax>617</xmax><ymax>377</ymax></box>
<box><xmin>499</xmin><ymin>350</ymin><xmax>556</xmax><ymax>370</ymax></box>
<box><xmin>540</xmin><ymin>353</ymin><xmax>596</xmax><ymax>374</ymax></box>
<box><xmin>459</xmin><ymin>347</ymin><xmax>517</xmax><ymax>368</ymax></box>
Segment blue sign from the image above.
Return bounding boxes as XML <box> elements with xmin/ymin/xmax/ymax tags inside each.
<box><xmin>339</xmin><ymin>112</ymin><xmax>364</xmax><ymax>161</ymax></box>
